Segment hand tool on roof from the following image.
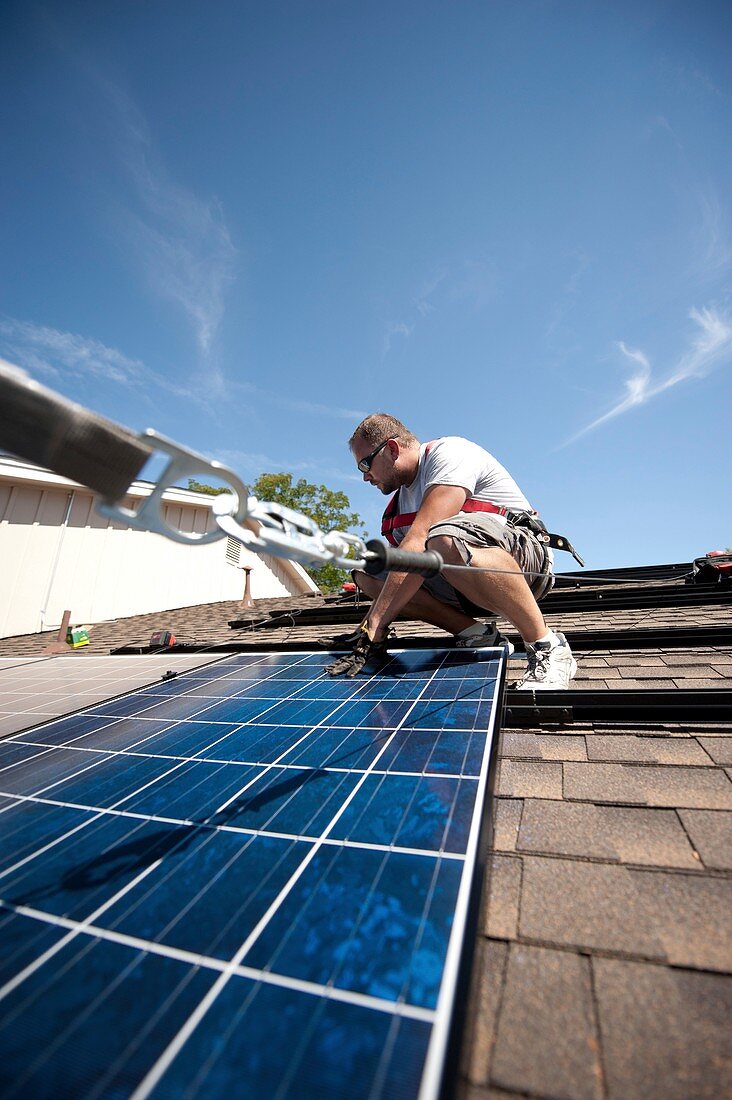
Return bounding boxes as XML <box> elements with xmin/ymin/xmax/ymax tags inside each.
<box><xmin>0</xmin><ymin>360</ymin><xmax>584</xmax><ymax>576</ymax></box>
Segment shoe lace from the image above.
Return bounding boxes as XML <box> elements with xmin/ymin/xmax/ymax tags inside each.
<box><xmin>522</xmin><ymin>642</ymin><xmax>551</xmax><ymax>683</ymax></box>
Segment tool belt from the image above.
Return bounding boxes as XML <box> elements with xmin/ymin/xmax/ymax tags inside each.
<box><xmin>501</xmin><ymin>509</ymin><xmax>585</xmax><ymax>568</ymax></box>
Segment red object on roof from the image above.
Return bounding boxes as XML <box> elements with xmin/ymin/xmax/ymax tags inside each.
<box><xmin>341</xmin><ymin>581</ymin><xmax>357</xmax><ymax>593</ymax></box>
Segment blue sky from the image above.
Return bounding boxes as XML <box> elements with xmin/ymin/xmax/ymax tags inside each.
<box><xmin>1</xmin><ymin>0</ymin><xmax>730</xmax><ymax>570</ymax></box>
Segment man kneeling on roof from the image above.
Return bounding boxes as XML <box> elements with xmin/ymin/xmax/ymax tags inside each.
<box><xmin>326</xmin><ymin>413</ymin><xmax>577</xmax><ymax>689</ymax></box>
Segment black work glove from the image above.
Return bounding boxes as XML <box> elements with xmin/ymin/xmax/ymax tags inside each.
<box><xmin>325</xmin><ymin>621</ymin><xmax>390</xmax><ymax>677</ymax></box>
<box><xmin>318</xmin><ymin>625</ymin><xmax>363</xmax><ymax>649</ymax></box>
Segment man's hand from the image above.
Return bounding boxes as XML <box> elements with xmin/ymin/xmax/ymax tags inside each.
<box><xmin>325</xmin><ymin>620</ymin><xmax>390</xmax><ymax>677</ymax></box>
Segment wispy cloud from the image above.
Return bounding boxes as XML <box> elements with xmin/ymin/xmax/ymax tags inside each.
<box><xmin>646</xmin><ymin>114</ymin><xmax>685</xmax><ymax>154</ymax></box>
<box><xmin>693</xmin><ymin>189</ymin><xmax>732</xmax><ymax>279</ymax></box>
<box><xmin>382</xmin><ymin>261</ymin><xmax>497</xmax><ymax>357</ymax></box>
<box><xmin>382</xmin><ymin>321</ymin><xmax>414</xmax><ymax>356</ymax></box>
<box><xmin>217</xmin><ymin>449</ymin><xmax>362</xmax><ymax>485</ymax></box>
<box><xmin>102</xmin><ymin>85</ymin><xmax>236</xmax><ymax>389</ymax></box>
<box><xmin>231</xmin><ymin>379</ymin><xmax>365</xmax><ymax>422</ymax></box>
<box><xmin>561</xmin><ymin>306</ymin><xmax>732</xmax><ymax>447</ymax></box>
<box><xmin>545</xmin><ymin>250</ymin><xmax>592</xmax><ymax>341</ymax></box>
<box><xmin>0</xmin><ymin>317</ymin><xmax>198</xmax><ymax>403</ymax></box>
<box><xmin>0</xmin><ymin>317</ymin><xmax>366</xmax><ymax>428</ymax></box>
<box><xmin>413</xmin><ymin>268</ymin><xmax>449</xmax><ymax>317</ymax></box>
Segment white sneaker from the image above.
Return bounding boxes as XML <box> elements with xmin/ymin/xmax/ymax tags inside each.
<box><xmin>516</xmin><ymin>632</ymin><xmax>577</xmax><ymax>690</ymax></box>
<box><xmin>455</xmin><ymin>622</ymin><xmax>515</xmax><ymax>656</ymax></box>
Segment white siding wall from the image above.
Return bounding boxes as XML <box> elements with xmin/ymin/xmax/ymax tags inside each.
<box><xmin>0</xmin><ymin>464</ymin><xmax>316</xmax><ymax>637</ymax></box>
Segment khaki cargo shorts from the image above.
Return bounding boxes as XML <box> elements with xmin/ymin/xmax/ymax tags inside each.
<box><xmin>422</xmin><ymin>512</ymin><xmax>554</xmax><ymax>613</ymax></box>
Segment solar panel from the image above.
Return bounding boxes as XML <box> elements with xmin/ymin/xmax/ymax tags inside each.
<box><xmin>0</xmin><ymin>646</ymin><xmax>506</xmax><ymax>1098</ymax></box>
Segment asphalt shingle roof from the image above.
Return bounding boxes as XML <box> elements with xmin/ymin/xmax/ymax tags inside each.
<box><xmin>1</xmin><ymin>567</ymin><xmax>730</xmax><ymax>1099</ymax></box>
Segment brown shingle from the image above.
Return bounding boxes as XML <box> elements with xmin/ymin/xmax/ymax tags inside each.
<box><xmin>563</xmin><ymin>762</ymin><xmax>732</xmax><ymax>808</ymax></box>
<box><xmin>501</xmin><ymin>732</ymin><xmax>587</xmax><ymax>761</ymax></box>
<box><xmin>585</xmin><ymin>735</ymin><xmax>712</xmax><ymax>765</ymax></box>
<box><xmin>678</xmin><ymin>810</ymin><xmax>732</xmax><ymax>870</ymax></box>
<box><xmin>490</xmin><ymin>945</ymin><xmax>602</xmax><ymax>1100</ymax></box>
<box><xmin>593</xmin><ymin>958</ymin><xmax>732</xmax><ymax>1100</ymax></box>
<box><xmin>461</xmin><ymin>939</ymin><xmax>508</xmax><ymax>1085</ymax></box>
<box><xmin>604</xmin><ymin>678</ymin><xmax>679</xmax><ymax>689</ymax></box>
<box><xmin>496</xmin><ymin>760</ymin><xmax>563</xmax><ymax>799</ymax></box>
<box><xmin>519</xmin><ymin>857</ymin><xmax>665</xmax><ymax>957</ymax></box>
<box><xmin>491</xmin><ymin>798</ymin><xmax>522</xmax><ymax>852</ymax></box>
<box><xmin>638</xmin><ymin>870</ymin><xmax>732</xmax><ymax>970</ymax></box>
<box><xmin>518</xmin><ymin>800</ymin><xmax>699</xmax><ymax>868</ymax></box>
<box><xmin>519</xmin><ymin>856</ymin><xmax>732</xmax><ymax>969</ymax></box>
<box><xmin>696</xmin><ymin>737</ymin><xmax>732</xmax><ymax>765</ymax></box>
<box><xmin>482</xmin><ymin>855</ymin><xmax>522</xmax><ymax>939</ymax></box>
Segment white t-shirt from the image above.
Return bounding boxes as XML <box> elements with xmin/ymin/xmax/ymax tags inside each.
<box><xmin>403</xmin><ymin>437</ymin><xmax>530</xmax><ymax>510</ymax></box>
<box><xmin>386</xmin><ymin>437</ymin><xmax>533</xmax><ymax>545</ymax></box>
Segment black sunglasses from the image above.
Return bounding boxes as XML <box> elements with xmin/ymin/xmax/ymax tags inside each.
<box><xmin>357</xmin><ymin>439</ymin><xmax>390</xmax><ymax>473</ymax></box>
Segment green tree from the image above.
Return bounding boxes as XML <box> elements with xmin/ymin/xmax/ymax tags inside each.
<box><xmin>186</xmin><ymin>479</ymin><xmax>229</xmax><ymax>495</ymax></box>
<box><xmin>251</xmin><ymin>472</ymin><xmax>365</xmax><ymax>593</ymax></box>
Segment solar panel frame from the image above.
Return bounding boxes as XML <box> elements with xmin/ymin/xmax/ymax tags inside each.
<box><xmin>0</xmin><ymin>645</ymin><xmax>507</xmax><ymax>1099</ymax></box>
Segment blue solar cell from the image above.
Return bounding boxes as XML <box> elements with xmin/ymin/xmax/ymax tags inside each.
<box><xmin>378</xmin><ymin>727</ymin><xmax>487</xmax><ymax>775</ymax></box>
<box><xmin>0</xmin><ymin>910</ymin><xmax>68</xmax><ymax>987</ymax></box>
<box><xmin>153</xmin><ymin>978</ymin><xmax>431</xmax><ymax>1100</ymax></box>
<box><xmin>352</xmin><ymin>678</ymin><xmax>436</xmax><ymax>700</ymax></box>
<box><xmin>324</xmin><ymin>698</ymin><xmax>415</xmax><ymax>729</ymax></box>
<box><xmin>329</xmin><ymin>773</ymin><xmax>477</xmax><ymax>853</ymax></box>
<box><xmin>100</xmin><ymin>831</ymin><xmax>311</xmax><ymax>960</ymax></box>
<box><xmin>122</xmin><ymin>719</ymin><xmax>246</xmax><ymax>758</ymax></box>
<box><xmin>45</xmin><ymin>752</ymin><xmax>184</xmax><ymax>809</ymax></box>
<box><xmin>0</xmin><ymin>741</ymin><xmax>54</xmax><ymax>772</ymax></box>
<box><xmin>193</xmin><ymin>722</ymin><xmax>306</xmax><ymax>763</ymax></box>
<box><xmin>243</xmin><ymin>844</ymin><xmax>462</xmax><ymax>1009</ymax></box>
<box><xmin>15</xmin><ymin>712</ymin><xmax>123</xmax><ymax>746</ymax></box>
<box><xmin>121</xmin><ymin>759</ymin><xmax>263</xmax><ymax>821</ymax></box>
<box><xmin>2</xmin><ymin>814</ymin><xmax>195</xmax><ymax>920</ymax></box>
<box><xmin>87</xmin><ymin>693</ymin><xmax>161</xmax><ymax>718</ymax></box>
<box><xmin>0</xmin><ymin>745</ymin><xmax>114</xmax><ymax>798</ymax></box>
<box><xmin>31</xmin><ymin>716</ymin><xmax>183</xmax><ymax>752</ymax></box>
<box><xmin>278</xmin><ymin>725</ymin><xmax>390</xmax><ymax>770</ymax></box>
<box><xmin>402</xmin><ymin>696</ymin><xmax>498</xmax><ymax>731</ymax></box>
<box><xmin>289</xmin><ymin>676</ymin><xmax>377</xmax><ymax>700</ymax></box>
<box><xmin>0</xmin><ymin>938</ymin><xmax>215</xmax><ymax>1098</ymax></box>
<box><xmin>142</xmin><ymin>693</ymin><xmax>276</xmax><ymax>723</ymax></box>
<box><xmin>0</xmin><ymin>799</ymin><xmax>93</xmax><ymax>874</ymax></box>
<box><xmin>215</xmin><ymin>765</ymin><xmax>362</xmax><ymax>836</ymax></box>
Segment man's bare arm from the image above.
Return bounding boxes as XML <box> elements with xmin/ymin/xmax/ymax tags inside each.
<box><xmin>365</xmin><ymin>483</ymin><xmax>468</xmax><ymax>640</ymax></box>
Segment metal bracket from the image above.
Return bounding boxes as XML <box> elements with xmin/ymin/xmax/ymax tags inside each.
<box><xmin>97</xmin><ymin>430</ymin><xmax>250</xmax><ymax>545</ymax></box>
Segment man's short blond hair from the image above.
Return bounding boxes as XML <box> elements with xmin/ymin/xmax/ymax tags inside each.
<box><xmin>349</xmin><ymin>413</ymin><xmax>419</xmax><ymax>451</ymax></box>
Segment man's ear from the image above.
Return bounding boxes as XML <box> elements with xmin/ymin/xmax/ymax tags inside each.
<box><xmin>387</xmin><ymin>438</ymin><xmax>399</xmax><ymax>461</ymax></box>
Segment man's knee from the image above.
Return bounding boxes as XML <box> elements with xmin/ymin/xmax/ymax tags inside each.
<box><xmin>352</xmin><ymin>570</ymin><xmax>382</xmax><ymax>597</ymax></box>
<box><xmin>425</xmin><ymin>533</ymin><xmax>463</xmax><ymax>561</ymax></box>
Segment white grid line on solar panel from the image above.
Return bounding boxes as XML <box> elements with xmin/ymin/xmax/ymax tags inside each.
<box><xmin>0</xmin><ymin>899</ymin><xmax>436</xmax><ymax>1023</ymax></box>
<box><xmin>0</xmin><ymin>653</ymin><xmax>380</xmax><ymax>811</ymax></box>
<box><xmin>0</xmin><ymin>658</ymin><xmax>46</xmax><ymax>666</ymax></box>
<box><xmin>129</xmin><ymin>649</ymin><xmax>457</xmax><ymax>1099</ymax></box>
<box><xmin>1</xmin><ymin>650</ymin><xmax>378</xmax><ymax>749</ymax></box>
<box><xmin>0</xmin><ymin>656</ymin><xmax>230</xmax><ymax>736</ymax></box>
<box><xmin>0</xmin><ymin>651</ymin><xmax>300</xmax><ymax>724</ymax></box>
<box><xmin>0</xmin><ymin>791</ymin><xmax>466</xmax><ymax>877</ymax></box>
<box><xmin>5</xmin><ymin>707</ymin><xmax>491</xmax><ymax>770</ymax></box>
<box><xmin>1</xmin><ymin>741</ymin><xmax>483</xmax><ymax>779</ymax></box>
<box><xmin>0</xmin><ymin>655</ymin><xmax>224</xmax><ymax>694</ymax></box>
<box><xmin>0</xmin><ymin>818</ymin><xmax>186</xmax><ymax>1005</ymax></box>
<box><xmin>419</xmin><ymin>652</ymin><xmax>504</xmax><ymax>1099</ymax></box>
